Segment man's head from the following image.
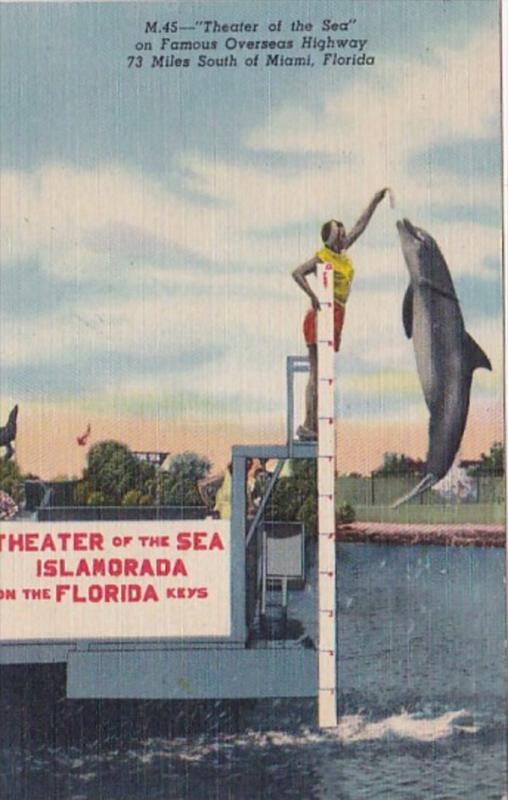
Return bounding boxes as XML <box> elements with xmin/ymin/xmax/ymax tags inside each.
<box><xmin>321</xmin><ymin>219</ymin><xmax>346</xmax><ymax>250</ymax></box>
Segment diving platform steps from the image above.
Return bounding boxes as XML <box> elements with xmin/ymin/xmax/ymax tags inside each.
<box><xmin>231</xmin><ymin>353</ymin><xmax>316</xmax><ymax>461</ymax></box>
<box><xmin>231</xmin><ymin>442</ymin><xmax>316</xmax><ymax>460</ymax></box>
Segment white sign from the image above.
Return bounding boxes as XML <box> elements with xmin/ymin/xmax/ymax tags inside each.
<box><xmin>0</xmin><ymin>521</ymin><xmax>230</xmax><ymax>640</ymax></box>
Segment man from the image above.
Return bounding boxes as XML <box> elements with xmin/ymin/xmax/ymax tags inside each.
<box><xmin>292</xmin><ymin>188</ymin><xmax>391</xmax><ymax>440</ymax></box>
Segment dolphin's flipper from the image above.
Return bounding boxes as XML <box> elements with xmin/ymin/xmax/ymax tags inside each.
<box><xmin>402</xmin><ymin>286</ymin><xmax>413</xmax><ymax>338</ymax></box>
<box><xmin>465</xmin><ymin>333</ymin><xmax>492</xmax><ymax>372</ymax></box>
<box><xmin>391</xmin><ymin>473</ymin><xmax>438</xmax><ymax>509</ymax></box>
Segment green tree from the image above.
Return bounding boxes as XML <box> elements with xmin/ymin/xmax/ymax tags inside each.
<box><xmin>85</xmin><ymin>441</ymin><xmax>141</xmax><ymax>504</ymax></box>
<box><xmin>0</xmin><ymin>459</ymin><xmax>24</xmax><ymax>503</ymax></box>
<box><xmin>470</xmin><ymin>442</ymin><xmax>504</xmax><ymax>476</ymax></box>
<box><xmin>137</xmin><ymin>460</ymin><xmax>157</xmax><ymax>501</ymax></box>
<box><xmin>74</xmin><ymin>480</ymin><xmax>91</xmax><ymax>505</ymax></box>
<box><xmin>373</xmin><ymin>452</ymin><xmax>423</xmax><ymax>476</ymax></box>
<box><xmin>159</xmin><ymin>452</ymin><xmax>211</xmax><ymax>507</ymax></box>
<box><xmin>122</xmin><ymin>489</ymin><xmax>143</xmax><ymax>506</ymax></box>
<box><xmin>336</xmin><ymin>502</ymin><xmax>356</xmax><ymax>524</ymax></box>
<box><xmin>166</xmin><ymin>452</ymin><xmax>211</xmax><ymax>483</ymax></box>
<box><xmin>87</xmin><ymin>491</ymin><xmax>108</xmax><ymax>506</ymax></box>
<box><xmin>266</xmin><ymin>459</ymin><xmax>317</xmax><ymax>537</ymax></box>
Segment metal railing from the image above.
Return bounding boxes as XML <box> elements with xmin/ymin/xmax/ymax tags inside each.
<box><xmin>286</xmin><ymin>355</ymin><xmax>310</xmax><ymax>456</ymax></box>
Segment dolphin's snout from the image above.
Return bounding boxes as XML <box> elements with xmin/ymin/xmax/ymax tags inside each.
<box><xmin>402</xmin><ymin>218</ymin><xmax>419</xmax><ymax>237</ymax></box>
<box><xmin>396</xmin><ymin>218</ymin><xmax>414</xmax><ymax>241</ymax></box>
<box><xmin>397</xmin><ymin>218</ymin><xmax>424</xmax><ymax>245</ymax></box>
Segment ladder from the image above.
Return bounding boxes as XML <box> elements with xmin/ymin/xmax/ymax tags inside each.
<box><xmin>317</xmin><ymin>262</ymin><xmax>337</xmax><ymax>728</ymax></box>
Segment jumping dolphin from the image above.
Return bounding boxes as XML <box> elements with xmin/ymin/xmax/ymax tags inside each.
<box><xmin>392</xmin><ymin>219</ymin><xmax>491</xmax><ymax>508</ymax></box>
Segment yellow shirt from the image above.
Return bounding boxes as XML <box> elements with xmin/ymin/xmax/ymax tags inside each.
<box><xmin>316</xmin><ymin>246</ymin><xmax>354</xmax><ymax>305</ymax></box>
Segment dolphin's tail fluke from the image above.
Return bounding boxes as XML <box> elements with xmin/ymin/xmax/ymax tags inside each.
<box><xmin>391</xmin><ymin>473</ymin><xmax>438</xmax><ymax>509</ymax></box>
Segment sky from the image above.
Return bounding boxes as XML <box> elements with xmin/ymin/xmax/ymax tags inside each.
<box><xmin>0</xmin><ymin>0</ymin><xmax>503</xmax><ymax>477</ymax></box>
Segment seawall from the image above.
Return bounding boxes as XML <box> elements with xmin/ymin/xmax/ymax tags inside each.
<box><xmin>336</xmin><ymin>522</ymin><xmax>505</xmax><ymax>547</ymax></box>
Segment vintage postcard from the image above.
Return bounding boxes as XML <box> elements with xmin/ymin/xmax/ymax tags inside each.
<box><xmin>0</xmin><ymin>0</ymin><xmax>506</xmax><ymax>798</ymax></box>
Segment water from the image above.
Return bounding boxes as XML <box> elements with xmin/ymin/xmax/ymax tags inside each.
<box><xmin>0</xmin><ymin>543</ymin><xmax>506</xmax><ymax>799</ymax></box>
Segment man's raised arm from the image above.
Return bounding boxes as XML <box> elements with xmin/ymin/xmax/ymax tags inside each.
<box><xmin>342</xmin><ymin>188</ymin><xmax>390</xmax><ymax>249</ymax></box>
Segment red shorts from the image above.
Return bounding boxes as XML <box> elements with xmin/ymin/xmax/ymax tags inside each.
<box><xmin>303</xmin><ymin>302</ymin><xmax>345</xmax><ymax>352</ymax></box>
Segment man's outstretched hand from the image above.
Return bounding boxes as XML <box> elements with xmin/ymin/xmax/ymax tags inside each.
<box><xmin>375</xmin><ymin>187</ymin><xmax>388</xmax><ymax>201</ymax></box>
<box><xmin>374</xmin><ymin>187</ymin><xmax>395</xmax><ymax>206</ymax></box>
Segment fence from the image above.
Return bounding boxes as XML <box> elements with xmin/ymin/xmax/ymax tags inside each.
<box><xmin>36</xmin><ymin>506</ymin><xmax>208</xmax><ymax>522</ymax></box>
<box><xmin>336</xmin><ymin>475</ymin><xmax>505</xmax><ymax>506</ymax></box>
<box><xmin>21</xmin><ymin>475</ymin><xmax>506</xmax><ymax>522</ymax></box>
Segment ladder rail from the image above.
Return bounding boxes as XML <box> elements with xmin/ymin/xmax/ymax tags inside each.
<box><xmin>316</xmin><ymin>262</ymin><xmax>338</xmax><ymax>728</ymax></box>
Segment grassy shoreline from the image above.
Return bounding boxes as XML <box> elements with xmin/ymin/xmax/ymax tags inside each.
<box><xmin>351</xmin><ymin>503</ymin><xmax>504</xmax><ymax>525</ymax></box>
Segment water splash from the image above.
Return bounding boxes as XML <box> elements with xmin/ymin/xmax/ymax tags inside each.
<box><xmin>432</xmin><ymin>463</ymin><xmax>477</xmax><ymax>503</ymax></box>
<box><xmin>112</xmin><ymin>709</ymin><xmax>479</xmax><ymax>765</ymax></box>
<box><xmin>335</xmin><ymin>709</ymin><xmax>477</xmax><ymax>743</ymax></box>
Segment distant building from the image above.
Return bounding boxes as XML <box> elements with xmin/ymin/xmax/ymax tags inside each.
<box><xmin>133</xmin><ymin>451</ymin><xmax>170</xmax><ymax>468</ymax></box>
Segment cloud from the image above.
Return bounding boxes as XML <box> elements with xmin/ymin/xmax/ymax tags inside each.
<box><xmin>246</xmin><ymin>29</ymin><xmax>499</xmax><ymax>158</ymax></box>
<box><xmin>0</xmin><ymin>164</ymin><xmax>208</xmax><ymax>278</ymax></box>
<box><xmin>0</xmin><ymin>275</ymin><xmax>304</xmax><ymax>426</ymax></box>
<box><xmin>1</xmin><ymin>18</ymin><xmax>501</xmax><ymax>289</ymax></box>
<box><xmin>0</xmin><ymin>160</ymin><xmax>335</xmax><ymax>280</ymax></box>
<box><xmin>340</xmin><ymin>369</ymin><xmax>420</xmax><ymax>397</ymax></box>
<box><xmin>0</xmin><ymin>21</ymin><xmax>502</xmax><ymax>429</ymax></box>
<box><xmin>185</xmin><ymin>27</ymin><xmax>500</xmax><ymax>232</ymax></box>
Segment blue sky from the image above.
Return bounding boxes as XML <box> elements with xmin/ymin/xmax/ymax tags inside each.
<box><xmin>0</xmin><ymin>1</ymin><xmax>495</xmax><ymax>170</ymax></box>
<box><xmin>0</xmin><ymin>0</ymin><xmax>503</xmax><ymax>434</ymax></box>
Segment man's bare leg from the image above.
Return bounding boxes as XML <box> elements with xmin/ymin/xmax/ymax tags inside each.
<box><xmin>297</xmin><ymin>344</ymin><xmax>317</xmax><ymax>439</ymax></box>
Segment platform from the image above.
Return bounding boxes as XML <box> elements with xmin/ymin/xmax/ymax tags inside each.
<box><xmin>0</xmin><ymin>354</ymin><xmax>323</xmax><ymax>704</ymax></box>
<box><xmin>67</xmin><ymin>647</ymin><xmax>317</xmax><ymax>699</ymax></box>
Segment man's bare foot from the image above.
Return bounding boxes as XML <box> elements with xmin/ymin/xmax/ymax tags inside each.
<box><xmin>296</xmin><ymin>425</ymin><xmax>317</xmax><ymax>441</ymax></box>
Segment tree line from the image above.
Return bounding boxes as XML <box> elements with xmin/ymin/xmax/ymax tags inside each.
<box><xmin>371</xmin><ymin>442</ymin><xmax>504</xmax><ymax>477</ymax></box>
<box><xmin>0</xmin><ymin>439</ymin><xmax>502</xmax><ymax>530</ymax></box>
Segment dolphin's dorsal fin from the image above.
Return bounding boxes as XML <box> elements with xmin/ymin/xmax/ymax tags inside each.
<box><xmin>402</xmin><ymin>285</ymin><xmax>413</xmax><ymax>338</ymax></box>
<box><xmin>465</xmin><ymin>333</ymin><xmax>492</xmax><ymax>372</ymax></box>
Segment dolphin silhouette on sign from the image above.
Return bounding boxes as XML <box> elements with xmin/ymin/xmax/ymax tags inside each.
<box><xmin>392</xmin><ymin>219</ymin><xmax>491</xmax><ymax>508</ymax></box>
<box><xmin>0</xmin><ymin>405</ymin><xmax>18</xmax><ymax>461</ymax></box>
